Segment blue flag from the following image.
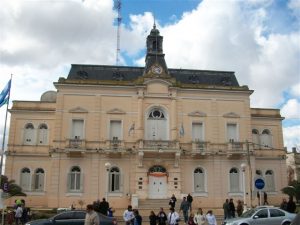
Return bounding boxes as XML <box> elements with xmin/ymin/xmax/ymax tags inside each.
<box><xmin>0</xmin><ymin>97</ymin><xmax>8</xmax><ymax>108</ymax></box>
<box><xmin>0</xmin><ymin>79</ymin><xmax>11</xmax><ymax>105</ymax></box>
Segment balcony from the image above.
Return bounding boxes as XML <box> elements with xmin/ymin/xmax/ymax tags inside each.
<box><xmin>141</xmin><ymin>140</ymin><xmax>179</xmax><ymax>151</ymax></box>
<box><xmin>65</xmin><ymin>138</ymin><xmax>86</xmax><ymax>156</ymax></box>
<box><xmin>227</xmin><ymin>141</ymin><xmax>247</xmax><ymax>157</ymax></box>
<box><xmin>191</xmin><ymin>141</ymin><xmax>210</xmax><ymax>156</ymax></box>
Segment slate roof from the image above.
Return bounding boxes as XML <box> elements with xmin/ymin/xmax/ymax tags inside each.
<box><xmin>66</xmin><ymin>64</ymin><xmax>241</xmax><ymax>87</ymax></box>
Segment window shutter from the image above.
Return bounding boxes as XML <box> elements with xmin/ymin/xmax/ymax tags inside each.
<box><xmin>192</xmin><ymin>123</ymin><xmax>203</xmax><ymax>141</ymax></box>
<box><xmin>31</xmin><ymin>174</ymin><xmax>35</xmax><ymax>191</ymax></box>
<box><xmin>120</xmin><ymin>173</ymin><xmax>124</xmax><ymax>192</ymax></box>
<box><xmin>115</xmin><ymin>173</ymin><xmax>120</xmax><ymax>191</ymax></box>
<box><xmin>39</xmin><ymin>173</ymin><xmax>45</xmax><ymax>191</ymax></box>
<box><xmin>230</xmin><ymin>173</ymin><xmax>239</xmax><ymax>192</ymax></box>
<box><xmin>227</xmin><ymin>124</ymin><xmax>237</xmax><ymax>142</ymax></box>
<box><xmin>67</xmin><ymin>173</ymin><xmax>71</xmax><ymax>192</ymax></box>
<box><xmin>80</xmin><ymin>173</ymin><xmax>84</xmax><ymax>192</ymax></box>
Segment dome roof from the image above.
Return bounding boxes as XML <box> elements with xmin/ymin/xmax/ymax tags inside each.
<box><xmin>40</xmin><ymin>90</ymin><xmax>57</xmax><ymax>102</ymax></box>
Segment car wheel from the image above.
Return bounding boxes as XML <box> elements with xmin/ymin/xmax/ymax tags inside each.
<box><xmin>282</xmin><ymin>222</ymin><xmax>291</xmax><ymax>225</ymax></box>
<box><xmin>240</xmin><ymin>223</ymin><xmax>249</xmax><ymax>225</ymax></box>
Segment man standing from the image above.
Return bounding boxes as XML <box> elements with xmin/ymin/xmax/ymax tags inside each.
<box><xmin>187</xmin><ymin>194</ymin><xmax>193</xmax><ymax>211</ymax></box>
<box><xmin>223</xmin><ymin>199</ymin><xmax>230</xmax><ymax>219</ymax></box>
<box><xmin>157</xmin><ymin>207</ymin><xmax>167</xmax><ymax>225</ymax></box>
<box><xmin>99</xmin><ymin>198</ymin><xmax>110</xmax><ymax>216</ymax></box>
<box><xmin>228</xmin><ymin>198</ymin><xmax>236</xmax><ymax>218</ymax></box>
<box><xmin>84</xmin><ymin>204</ymin><xmax>99</xmax><ymax>225</ymax></box>
<box><xmin>180</xmin><ymin>197</ymin><xmax>190</xmax><ymax>224</ymax></box>
<box><xmin>168</xmin><ymin>207</ymin><xmax>180</xmax><ymax>225</ymax></box>
<box><xmin>123</xmin><ymin>205</ymin><xmax>135</xmax><ymax>225</ymax></box>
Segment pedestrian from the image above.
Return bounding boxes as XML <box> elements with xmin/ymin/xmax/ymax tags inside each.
<box><xmin>149</xmin><ymin>210</ymin><xmax>157</xmax><ymax>225</ymax></box>
<box><xmin>263</xmin><ymin>192</ymin><xmax>269</xmax><ymax>205</ymax></box>
<box><xmin>169</xmin><ymin>194</ymin><xmax>177</xmax><ymax>208</ymax></box>
<box><xmin>193</xmin><ymin>208</ymin><xmax>206</xmax><ymax>225</ymax></box>
<box><xmin>222</xmin><ymin>199</ymin><xmax>230</xmax><ymax>219</ymax></box>
<box><xmin>134</xmin><ymin>209</ymin><xmax>142</xmax><ymax>225</ymax></box>
<box><xmin>84</xmin><ymin>204</ymin><xmax>99</xmax><ymax>225</ymax></box>
<box><xmin>21</xmin><ymin>203</ymin><xmax>29</xmax><ymax>225</ymax></box>
<box><xmin>108</xmin><ymin>207</ymin><xmax>115</xmax><ymax>217</ymax></box>
<box><xmin>205</xmin><ymin>210</ymin><xmax>217</xmax><ymax>225</ymax></box>
<box><xmin>15</xmin><ymin>204</ymin><xmax>23</xmax><ymax>225</ymax></box>
<box><xmin>257</xmin><ymin>192</ymin><xmax>260</xmax><ymax>206</ymax></box>
<box><xmin>99</xmin><ymin>197</ymin><xmax>110</xmax><ymax>215</ymax></box>
<box><xmin>188</xmin><ymin>212</ymin><xmax>196</xmax><ymax>225</ymax></box>
<box><xmin>167</xmin><ymin>207</ymin><xmax>180</xmax><ymax>225</ymax></box>
<box><xmin>228</xmin><ymin>198</ymin><xmax>235</xmax><ymax>218</ymax></box>
<box><xmin>286</xmin><ymin>196</ymin><xmax>296</xmax><ymax>213</ymax></box>
<box><xmin>93</xmin><ymin>199</ymin><xmax>101</xmax><ymax>213</ymax></box>
<box><xmin>187</xmin><ymin>193</ymin><xmax>193</xmax><ymax>211</ymax></box>
<box><xmin>280</xmin><ymin>198</ymin><xmax>288</xmax><ymax>211</ymax></box>
<box><xmin>123</xmin><ymin>205</ymin><xmax>135</xmax><ymax>225</ymax></box>
<box><xmin>236</xmin><ymin>200</ymin><xmax>243</xmax><ymax>217</ymax></box>
<box><xmin>180</xmin><ymin>197</ymin><xmax>190</xmax><ymax>224</ymax></box>
<box><xmin>157</xmin><ymin>207</ymin><xmax>167</xmax><ymax>225</ymax></box>
<box><xmin>6</xmin><ymin>210</ymin><xmax>14</xmax><ymax>225</ymax></box>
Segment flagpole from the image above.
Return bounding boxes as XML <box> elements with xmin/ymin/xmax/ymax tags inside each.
<box><xmin>0</xmin><ymin>74</ymin><xmax>12</xmax><ymax>177</ymax></box>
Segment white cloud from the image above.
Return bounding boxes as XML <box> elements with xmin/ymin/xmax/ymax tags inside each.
<box><xmin>281</xmin><ymin>99</ymin><xmax>300</xmax><ymax>119</ymax></box>
<box><xmin>290</xmin><ymin>83</ymin><xmax>300</xmax><ymax>97</ymax></box>
<box><xmin>283</xmin><ymin>125</ymin><xmax>300</xmax><ymax>151</ymax></box>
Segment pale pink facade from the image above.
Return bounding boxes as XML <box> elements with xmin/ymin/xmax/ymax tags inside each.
<box><xmin>4</xmin><ymin>26</ymin><xmax>287</xmax><ymax>211</ymax></box>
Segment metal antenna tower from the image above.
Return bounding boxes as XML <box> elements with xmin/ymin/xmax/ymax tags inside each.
<box><xmin>114</xmin><ymin>0</ymin><xmax>122</xmax><ymax>65</ymax></box>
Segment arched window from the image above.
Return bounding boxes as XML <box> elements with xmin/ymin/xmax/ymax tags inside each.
<box><xmin>194</xmin><ymin>167</ymin><xmax>205</xmax><ymax>192</ymax></box>
<box><xmin>265</xmin><ymin>170</ymin><xmax>275</xmax><ymax>191</ymax></box>
<box><xmin>20</xmin><ymin>167</ymin><xmax>31</xmax><ymax>191</ymax></box>
<box><xmin>24</xmin><ymin>123</ymin><xmax>35</xmax><ymax>145</ymax></box>
<box><xmin>33</xmin><ymin>168</ymin><xmax>45</xmax><ymax>191</ymax></box>
<box><xmin>109</xmin><ymin>167</ymin><xmax>121</xmax><ymax>192</ymax></box>
<box><xmin>67</xmin><ymin>166</ymin><xmax>82</xmax><ymax>192</ymax></box>
<box><xmin>261</xmin><ymin>129</ymin><xmax>272</xmax><ymax>148</ymax></box>
<box><xmin>252</xmin><ymin>129</ymin><xmax>260</xmax><ymax>149</ymax></box>
<box><xmin>38</xmin><ymin>123</ymin><xmax>48</xmax><ymax>145</ymax></box>
<box><xmin>145</xmin><ymin>107</ymin><xmax>168</xmax><ymax>140</ymax></box>
<box><xmin>256</xmin><ymin>170</ymin><xmax>262</xmax><ymax>176</ymax></box>
<box><xmin>229</xmin><ymin>168</ymin><xmax>240</xmax><ymax>192</ymax></box>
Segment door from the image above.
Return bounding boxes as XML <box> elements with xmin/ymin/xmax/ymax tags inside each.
<box><xmin>148</xmin><ymin>176</ymin><xmax>167</xmax><ymax>199</ymax></box>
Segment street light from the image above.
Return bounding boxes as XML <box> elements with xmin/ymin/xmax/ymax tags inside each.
<box><xmin>241</xmin><ymin>163</ymin><xmax>247</xmax><ymax>211</ymax></box>
<box><xmin>105</xmin><ymin>162</ymin><xmax>111</xmax><ymax>201</ymax></box>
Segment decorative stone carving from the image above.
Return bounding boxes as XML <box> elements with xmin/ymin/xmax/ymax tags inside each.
<box><xmin>107</xmin><ymin>108</ymin><xmax>126</xmax><ymax>114</ymax></box>
<box><xmin>188</xmin><ymin>111</ymin><xmax>207</xmax><ymax>117</ymax></box>
<box><xmin>69</xmin><ymin>106</ymin><xmax>88</xmax><ymax>113</ymax></box>
<box><xmin>223</xmin><ymin>112</ymin><xmax>240</xmax><ymax>118</ymax></box>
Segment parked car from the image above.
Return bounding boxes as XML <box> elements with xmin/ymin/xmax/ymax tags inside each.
<box><xmin>291</xmin><ymin>213</ymin><xmax>300</xmax><ymax>225</ymax></box>
<box><xmin>222</xmin><ymin>207</ymin><xmax>296</xmax><ymax>225</ymax></box>
<box><xmin>25</xmin><ymin>210</ymin><xmax>118</xmax><ymax>225</ymax></box>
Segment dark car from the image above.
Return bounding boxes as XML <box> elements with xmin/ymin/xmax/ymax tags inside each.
<box><xmin>25</xmin><ymin>210</ymin><xmax>117</xmax><ymax>225</ymax></box>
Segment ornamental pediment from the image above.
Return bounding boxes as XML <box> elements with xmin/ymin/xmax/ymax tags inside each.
<box><xmin>69</xmin><ymin>106</ymin><xmax>88</xmax><ymax>113</ymax></box>
<box><xmin>223</xmin><ymin>112</ymin><xmax>240</xmax><ymax>118</ymax></box>
<box><xmin>188</xmin><ymin>111</ymin><xmax>207</xmax><ymax>117</ymax></box>
<box><xmin>107</xmin><ymin>108</ymin><xmax>126</xmax><ymax>114</ymax></box>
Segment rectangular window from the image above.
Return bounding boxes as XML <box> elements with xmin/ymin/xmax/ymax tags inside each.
<box><xmin>194</xmin><ymin>173</ymin><xmax>205</xmax><ymax>192</ymax></box>
<box><xmin>72</xmin><ymin>119</ymin><xmax>84</xmax><ymax>139</ymax></box>
<box><xmin>192</xmin><ymin>122</ymin><xmax>204</xmax><ymax>141</ymax></box>
<box><xmin>227</xmin><ymin>123</ymin><xmax>238</xmax><ymax>142</ymax></box>
<box><xmin>110</xmin><ymin>120</ymin><xmax>122</xmax><ymax>140</ymax></box>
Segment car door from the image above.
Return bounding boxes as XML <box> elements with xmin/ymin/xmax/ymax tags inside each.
<box><xmin>251</xmin><ymin>209</ymin><xmax>269</xmax><ymax>225</ymax></box>
<box><xmin>73</xmin><ymin>211</ymin><xmax>86</xmax><ymax>225</ymax></box>
<box><xmin>269</xmin><ymin>208</ymin><xmax>287</xmax><ymax>225</ymax></box>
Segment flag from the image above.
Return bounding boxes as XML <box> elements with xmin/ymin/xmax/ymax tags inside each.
<box><xmin>179</xmin><ymin>123</ymin><xmax>185</xmax><ymax>137</ymax></box>
<box><xmin>0</xmin><ymin>97</ymin><xmax>8</xmax><ymax>108</ymax></box>
<box><xmin>0</xmin><ymin>79</ymin><xmax>11</xmax><ymax>105</ymax></box>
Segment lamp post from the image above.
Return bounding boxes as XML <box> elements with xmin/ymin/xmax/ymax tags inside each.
<box><xmin>241</xmin><ymin>163</ymin><xmax>247</xmax><ymax>211</ymax></box>
<box><xmin>104</xmin><ymin>162</ymin><xmax>111</xmax><ymax>201</ymax></box>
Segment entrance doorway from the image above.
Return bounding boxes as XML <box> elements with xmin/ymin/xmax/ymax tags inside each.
<box><xmin>148</xmin><ymin>165</ymin><xmax>168</xmax><ymax>199</ymax></box>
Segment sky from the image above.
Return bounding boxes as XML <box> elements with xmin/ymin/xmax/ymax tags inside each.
<box><xmin>0</xmin><ymin>0</ymin><xmax>299</xmax><ymax>151</ymax></box>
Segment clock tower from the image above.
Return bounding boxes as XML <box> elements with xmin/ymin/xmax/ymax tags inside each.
<box><xmin>144</xmin><ymin>23</ymin><xmax>169</xmax><ymax>76</ymax></box>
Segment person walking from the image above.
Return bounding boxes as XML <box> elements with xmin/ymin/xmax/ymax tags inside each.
<box><xmin>263</xmin><ymin>192</ymin><xmax>269</xmax><ymax>205</ymax></box>
<box><xmin>193</xmin><ymin>208</ymin><xmax>205</xmax><ymax>225</ymax></box>
<box><xmin>157</xmin><ymin>207</ymin><xmax>167</xmax><ymax>225</ymax></box>
<box><xmin>84</xmin><ymin>204</ymin><xmax>99</xmax><ymax>225</ymax></box>
<box><xmin>205</xmin><ymin>210</ymin><xmax>217</xmax><ymax>225</ymax></box>
<box><xmin>280</xmin><ymin>198</ymin><xmax>288</xmax><ymax>211</ymax></box>
<box><xmin>286</xmin><ymin>196</ymin><xmax>296</xmax><ymax>213</ymax></box>
<box><xmin>149</xmin><ymin>210</ymin><xmax>157</xmax><ymax>225</ymax></box>
<box><xmin>228</xmin><ymin>198</ymin><xmax>235</xmax><ymax>218</ymax></box>
<box><xmin>180</xmin><ymin>197</ymin><xmax>190</xmax><ymax>224</ymax></box>
<box><xmin>187</xmin><ymin>193</ymin><xmax>193</xmax><ymax>211</ymax></box>
<box><xmin>134</xmin><ymin>209</ymin><xmax>142</xmax><ymax>225</ymax></box>
<box><xmin>222</xmin><ymin>199</ymin><xmax>230</xmax><ymax>219</ymax></box>
<box><xmin>168</xmin><ymin>208</ymin><xmax>180</xmax><ymax>225</ymax></box>
<box><xmin>169</xmin><ymin>194</ymin><xmax>177</xmax><ymax>209</ymax></box>
<box><xmin>123</xmin><ymin>205</ymin><xmax>135</xmax><ymax>225</ymax></box>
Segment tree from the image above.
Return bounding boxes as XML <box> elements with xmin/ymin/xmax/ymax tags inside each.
<box><xmin>281</xmin><ymin>180</ymin><xmax>300</xmax><ymax>203</ymax></box>
<box><xmin>0</xmin><ymin>175</ymin><xmax>26</xmax><ymax>198</ymax></box>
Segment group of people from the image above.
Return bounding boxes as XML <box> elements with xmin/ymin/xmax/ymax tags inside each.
<box><xmin>122</xmin><ymin>194</ymin><xmax>217</xmax><ymax>225</ymax></box>
<box><xmin>280</xmin><ymin>196</ymin><xmax>296</xmax><ymax>213</ymax></box>
<box><xmin>6</xmin><ymin>199</ymin><xmax>31</xmax><ymax>225</ymax></box>
<box><xmin>222</xmin><ymin>198</ymin><xmax>244</xmax><ymax>219</ymax></box>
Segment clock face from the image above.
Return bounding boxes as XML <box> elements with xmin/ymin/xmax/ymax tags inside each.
<box><xmin>151</xmin><ymin>65</ymin><xmax>162</xmax><ymax>74</ymax></box>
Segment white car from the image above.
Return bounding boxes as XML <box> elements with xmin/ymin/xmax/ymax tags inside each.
<box><xmin>222</xmin><ymin>207</ymin><xmax>296</xmax><ymax>225</ymax></box>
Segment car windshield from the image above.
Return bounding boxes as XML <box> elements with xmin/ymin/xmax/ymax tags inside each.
<box><xmin>240</xmin><ymin>209</ymin><xmax>257</xmax><ymax>218</ymax></box>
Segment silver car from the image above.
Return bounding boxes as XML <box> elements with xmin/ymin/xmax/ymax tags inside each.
<box><xmin>222</xmin><ymin>207</ymin><xmax>296</xmax><ymax>225</ymax></box>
